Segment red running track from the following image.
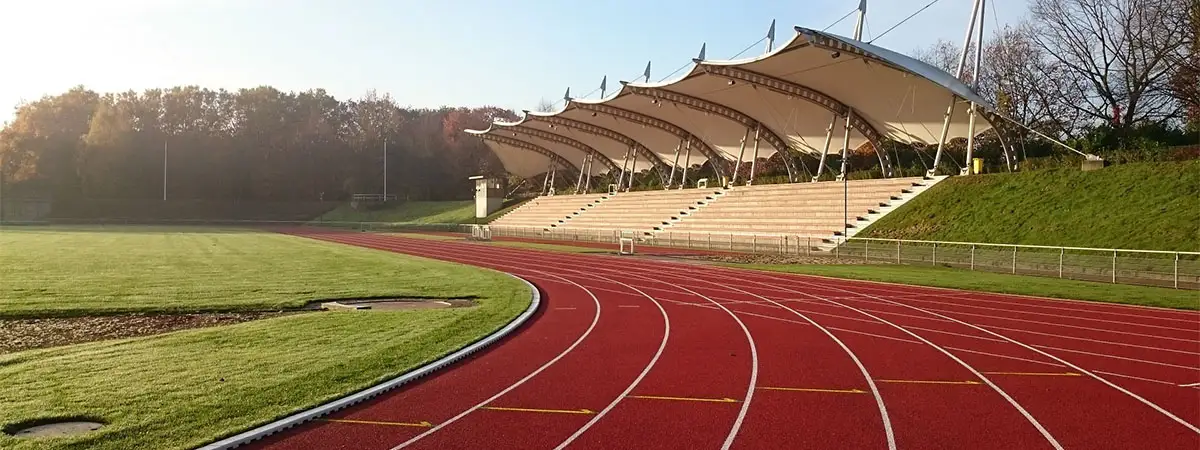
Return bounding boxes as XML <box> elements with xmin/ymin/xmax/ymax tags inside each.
<box><xmin>249</xmin><ymin>229</ymin><xmax>1200</xmax><ymax>450</ymax></box>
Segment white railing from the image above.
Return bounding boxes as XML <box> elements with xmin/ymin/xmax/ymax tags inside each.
<box><xmin>483</xmin><ymin>225</ymin><xmax>1198</xmax><ymax>290</ymax></box>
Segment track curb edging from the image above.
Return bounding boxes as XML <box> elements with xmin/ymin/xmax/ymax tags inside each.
<box><xmin>194</xmin><ymin>274</ymin><xmax>541</xmax><ymax>449</ymax></box>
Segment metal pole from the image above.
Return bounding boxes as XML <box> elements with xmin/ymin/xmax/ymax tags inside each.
<box><xmin>813</xmin><ymin>114</ymin><xmax>837</xmax><ymax>182</ymax></box>
<box><xmin>730</xmin><ymin>129</ymin><xmax>749</xmax><ymax>186</ymax></box>
<box><xmin>932</xmin><ymin>242</ymin><xmax>937</xmax><ymax>266</ymax></box>
<box><xmin>964</xmin><ymin>0</ymin><xmax>985</xmax><ymax>175</ymax></box>
<box><xmin>1012</xmin><ymin>246</ymin><xmax>1017</xmax><ymax>274</ymax></box>
<box><xmin>841</xmin><ymin>111</ymin><xmax>852</xmax><ymax>240</ymax></box>
<box><xmin>1059</xmin><ymin>247</ymin><xmax>1065</xmax><ymax>278</ymax></box>
<box><xmin>853</xmin><ymin>0</ymin><xmax>868</xmax><ymax>40</ymax></box>
<box><xmin>1174</xmin><ymin>253</ymin><xmax>1179</xmax><ymax>289</ymax></box>
<box><xmin>668</xmin><ymin>139</ymin><xmax>682</xmax><ymax>189</ymax></box>
<box><xmin>970</xmin><ymin>245</ymin><xmax>975</xmax><ymax>270</ymax></box>
<box><xmin>680</xmin><ymin>139</ymin><xmax>692</xmax><ymax>189</ymax></box>
<box><xmin>1112</xmin><ymin>250</ymin><xmax>1117</xmax><ymax>283</ymax></box>
<box><xmin>383</xmin><ymin>137</ymin><xmax>388</xmax><ymax>200</ymax></box>
<box><xmin>748</xmin><ymin>126</ymin><xmax>761</xmax><ymax>185</ymax></box>
<box><xmin>864</xmin><ymin>239</ymin><xmax>869</xmax><ymax>262</ymax></box>
<box><xmin>575</xmin><ymin>154</ymin><xmax>589</xmax><ymax>194</ymax></box>
<box><xmin>896</xmin><ymin>240</ymin><xmax>901</xmax><ymax>264</ymax></box>
<box><xmin>615</xmin><ymin>146</ymin><xmax>631</xmax><ymax>189</ymax></box>
<box><xmin>627</xmin><ymin>148</ymin><xmax>638</xmax><ymax>191</ymax></box>
<box><xmin>162</xmin><ymin>139</ymin><xmax>168</xmax><ymax>201</ymax></box>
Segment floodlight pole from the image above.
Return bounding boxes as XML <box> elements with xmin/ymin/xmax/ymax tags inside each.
<box><xmin>813</xmin><ymin>114</ymin><xmax>838</xmax><ymax>182</ymax></box>
<box><xmin>383</xmin><ymin>137</ymin><xmax>388</xmax><ymax>200</ymax></box>
<box><xmin>162</xmin><ymin>139</ymin><xmax>168</xmax><ymax>201</ymax></box>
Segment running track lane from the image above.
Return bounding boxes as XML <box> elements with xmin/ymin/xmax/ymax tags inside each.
<box><xmin>247</xmin><ymin>229</ymin><xmax>1198</xmax><ymax>450</ymax></box>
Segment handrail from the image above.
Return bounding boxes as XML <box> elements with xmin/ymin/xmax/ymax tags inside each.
<box><xmin>844</xmin><ymin>237</ymin><xmax>1197</xmax><ymax>256</ymax></box>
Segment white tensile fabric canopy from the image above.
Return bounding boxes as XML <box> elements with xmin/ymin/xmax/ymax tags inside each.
<box><xmin>466</xmin><ymin>26</ymin><xmax>999</xmax><ymax>181</ymax></box>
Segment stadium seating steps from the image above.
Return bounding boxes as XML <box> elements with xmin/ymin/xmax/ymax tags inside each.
<box><xmin>489</xmin><ymin>176</ymin><xmax>945</xmax><ymax>245</ymax></box>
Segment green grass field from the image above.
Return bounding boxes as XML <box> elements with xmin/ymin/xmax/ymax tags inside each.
<box><xmin>729</xmin><ymin>263</ymin><xmax>1199</xmax><ymax>310</ymax></box>
<box><xmin>0</xmin><ymin>226</ymin><xmax>531</xmax><ymax>450</ymax></box>
<box><xmin>862</xmin><ymin>161</ymin><xmax>1200</xmax><ymax>251</ymax></box>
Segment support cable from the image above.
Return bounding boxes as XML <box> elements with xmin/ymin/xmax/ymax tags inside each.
<box><xmin>869</xmin><ymin>0</ymin><xmax>943</xmax><ymax>43</ymax></box>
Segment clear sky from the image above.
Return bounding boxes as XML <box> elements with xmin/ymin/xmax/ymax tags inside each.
<box><xmin>0</xmin><ymin>0</ymin><xmax>1030</xmax><ymax>124</ymax></box>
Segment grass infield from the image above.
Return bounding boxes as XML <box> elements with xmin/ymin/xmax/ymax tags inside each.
<box><xmin>0</xmin><ymin>226</ymin><xmax>531</xmax><ymax>450</ymax></box>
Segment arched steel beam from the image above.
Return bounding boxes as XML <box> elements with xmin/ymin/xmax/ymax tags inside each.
<box><xmin>520</xmin><ymin>112</ymin><xmax>672</xmax><ymax>175</ymax></box>
<box><xmin>468</xmin><ymin>132</ymin><xmax>581</xmax><ymax>178</ymax></box>
<box><xmin>622</xmin><ymin>83</ymin><xmax>800</xmax><ymax>181</ymax></box>
<box><xmin>696</xmin><ymin>64</ymin><xmax>894</xmax><ymax>177</ymax></box>
<box><xmin>570</xmin><ymin>102</ymin><xmax>728</xmax><ymax>182</ymax></box>
<box><xmin>498</xmin><ymin>125</ymin><xmax>621</xmax><ymax>174</ymax></box>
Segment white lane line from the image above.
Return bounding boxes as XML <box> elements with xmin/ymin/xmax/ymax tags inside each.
<box><xmin>883</xmin><ymin>293</ymin><xmax>1200</xmax><ymax>333</ymax></box>
<box><xmin>617</xmin><ymin>305</ymin><xmax>641</xmax><ymax>308</ymax></box>
<box><xmin>389</xmin><ymin>274</ymin><xmax>603</xmax><ymax>449</ymax></box>
<box><xmin>1179</xmin><ymin>382</ymin><xmax>1200</xmax><ymax>388</ymax></box>
<box><xmin>904</xmin><ymin>325</ymin><xmax>1010</xmax><ymax>343</ymax></box>
<box><xmin>981</xmin><ymin>323</ymin><xmax>1200</xmax><ymax>356</ymax></box>
<box><xmin>930</xmin><ymin>292</ymin><xmax>1200</xmax><ymax>325</ymax></box>
<box><xmin>703</xmin><ymin>272</ymin><xmax>1064</xmax><ymax>450</ymax></box>
<box><xmin>828</xmin><ymin>326</ymin><xmax>924</xmax><ymax>345</ymax></box>
<box><xmin>1031</xmin><ymin>344</ymin><xmax>1199</xmax><ymax>371</ymax></box>
<box><xmin>1086</xmin><ymin>371</ymin><xmax>1190</xmax><ymax>387</ymax></box>
<box><xmin>553</xmin><ymin>274</ymin><xmax>669</xmax><ymax>449</ymax></box>
<box><xmin>915</xmin><ymin>307</ymin><xmax>1200</xmax><ymax>344</ymax></box>
<box><xmin>638</xmin><ymin>277</ymin><xmax>759</xmax><ymax>450</ymax></box>
<box><xmin>943</xmin><ymin>346</ymin><xmax>1065</xmax><ymax>368</ymax></box>
<box><xmin>666</xmin><ymin>272</ymin><xmax>897</xmax><ymax>450</ymax></box>
<box><xmin>555</xmin><ymin>307</ymin><xmax>578</xmax><ymax>310</ymax></box>
<box><xmin>802</xmin><ymin>284</ymin><xmax>1200</xmax><ymax>435</ymax></box>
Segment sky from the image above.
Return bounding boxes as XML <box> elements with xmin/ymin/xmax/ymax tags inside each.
<box><xmin>0</xmin><ymin>0</ymin><xmax>1031</xmax><ymax>124</ymax></box>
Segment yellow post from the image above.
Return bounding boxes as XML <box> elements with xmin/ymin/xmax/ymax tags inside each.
<box><xmin>972</xmin><ymin>158</ymin><xmax>983</xmax><ymax>174</ymax></box>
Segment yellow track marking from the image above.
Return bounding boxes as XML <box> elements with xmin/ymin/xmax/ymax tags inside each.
<box><xmin>876</xmin><ymin>379</ymin><xmax>981</xmax><ymax>385</ymax></box>
<box><xmin>981</xmin><ymin>371</ymin><xmax>1081</xmax><ymax>377</ymax></box>
<box><xmin>758</xmin><ymin>386</ymin><xmax>867</xmax><ymax>394</ymax></box>
<box><xmin>626</xmin><ymin>395</ymin><xmax>740</xmax><ymax>403</ymax></box>
<box><xmin>322</xmin><ymin>419</ymin><xmax>433</xmax><ymax>428</ymax></box>
<box><xmin>480</xmin><ymin>406</ymin><xmax>595</xmax><ymax>415</ymax></box>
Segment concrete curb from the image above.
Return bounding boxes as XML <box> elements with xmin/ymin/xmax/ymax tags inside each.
<box><xmin>195</xmin><ymin>274</ymin><xmax>541</xmax><ymax>449</ymax></box>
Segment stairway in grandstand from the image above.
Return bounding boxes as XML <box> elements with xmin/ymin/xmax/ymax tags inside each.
<box><xmin>553</xmin><ymin>187</ymin><xmax>725</xmax><ymax>235</ymax></box>
<box><xmin>657</xmin><ymin>176</ymin><xmax>946</xmax><ymax>248</ymax></box>
<box><xmin>489</xmin><ymin>194</ymin><xmax>605</xmax><ymax>229</ymax></box>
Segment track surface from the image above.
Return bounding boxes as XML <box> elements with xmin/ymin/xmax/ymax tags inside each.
<box><xmin>251</xmin><ymin>230</ymin><xmax>1200</xmax><ymax>450</ymax></box>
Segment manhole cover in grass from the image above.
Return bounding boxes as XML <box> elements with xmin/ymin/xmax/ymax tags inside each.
<box><xmin>4</xmin><ymin>419</ymin><xmax>105</xmax><ymax>438</ymax></box>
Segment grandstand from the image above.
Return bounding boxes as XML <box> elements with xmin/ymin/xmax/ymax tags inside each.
<box><xmin>470</xmin><ymin>24</ymin><xmax>1012</xmax><ymax>251</ymax></box>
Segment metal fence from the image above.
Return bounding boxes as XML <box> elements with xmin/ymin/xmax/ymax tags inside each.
<box><xmin>838</xmin><ymin>237</ymin><xmax>1198</xmax><ymax>290</ymax></box>
<box><xmin>8</xmin><ymin>219</ymin><xmax>1193</xmax><ymax>290</ymax></box>
<box><xmin>484</xmin><ymin>225</ymin><xmax>1198</xmax><ymax>290</ymax></box>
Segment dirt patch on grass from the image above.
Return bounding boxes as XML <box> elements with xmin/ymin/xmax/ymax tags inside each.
<box><xmin>0</xmin><ymin>312</ymin><xmax>295</xmax><ymax>354</ymax></box>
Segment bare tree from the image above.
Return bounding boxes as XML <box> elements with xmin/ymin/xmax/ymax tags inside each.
<box><xmin>1027</xmin><ymin>0</ymin><xmax>1190</xmax><ymax>130</ymax></box>
<box><xmin>534</xmin><ymin>98</ymin><xmax>555</xmax><ymax>113</ymax></box>
<box><xmin>978</xmin><ymin>25</ymin><xmax>1089</xmax><ymax>139</ymax></box>
<box><xmin>912</xmin><ymin>39</ymin><xmax>975</xmax><ymax>83</ymax></box>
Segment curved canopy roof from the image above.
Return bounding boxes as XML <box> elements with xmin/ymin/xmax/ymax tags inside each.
<box><xmin>466</xmin><ymin>26</ymin><xmax>996</xmax><ymax>180</ymax></box>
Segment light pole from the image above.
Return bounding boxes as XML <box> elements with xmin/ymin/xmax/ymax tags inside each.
<box><xmin>383</xmin><ymin>137</ymin><xmax>388</xmax><ymax>201</ymax></box>
<box><xmin>162</xmin><ymin>138</ymin><xmax>168</xmax><ymax>201</ymax></box>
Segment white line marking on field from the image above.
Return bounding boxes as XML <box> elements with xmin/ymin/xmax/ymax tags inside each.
<box><xmin>1180</xmin><ymin>382</ymin><xmax>1200</xmax><ymax>388</ymax></box>
<box><xmin>1087</xmin><ymin>371</ymin><xmax>1185</xmax><ymax>387</ymax></box>
<box><xmin>617</xmin><ymin>305</ymin><xmax>641</xmax><ymax>308</ymax></box>
<box><xmin>943</xmin><ymin>346</ymin><xmax>1065</xmax><ymax>368</ymax></box>
<box><xmin>555</xmin><ymin>307</ymin><xmax>578</xmax><ymax>310</ymax></box>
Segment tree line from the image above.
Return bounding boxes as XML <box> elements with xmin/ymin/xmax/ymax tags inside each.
<box><xmin>0</xmin><ymin>86</ymin><xmax>517</xmax><ymax>201</ymax></box>
<box><xmin>913</xmin><ymin>0</ymin><xmax>1198</xmax><ymax>154</ymax></box>
<box><xmin>2</xmin><ymin>0</ymin><xmax>1195</xmax><ymax>203</ymax></box>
